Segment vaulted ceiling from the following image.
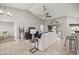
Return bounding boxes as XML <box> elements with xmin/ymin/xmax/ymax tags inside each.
<box><xmin>1</xmin><ymin>3</ymin><xmax>79</xmax><ymax>18</ymax></box>
<box><xmin>3</xmin><ymin>3</ymin><xmax>36</xmax><ymax>10</ymax></box>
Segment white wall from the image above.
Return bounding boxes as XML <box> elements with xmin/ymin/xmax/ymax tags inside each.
<box><xmin>6</xmin><ymin>7</ymin><xmax>44</xmax><ymax>31</ymax></box>
<box><xmin>54</xmin><ymin>16</ymin><xmax>67</xmax><ymax>39</ymax></box>
<box><xmin>0</xmin><ymin>6</ymin><xmax>44</xmax><ymax>40</ymax></box>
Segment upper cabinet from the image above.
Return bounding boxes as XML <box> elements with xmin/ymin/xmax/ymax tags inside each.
<box><xmin>66</xmin><ymin>16</ymin><xmax>79</xmax><ymax>24</ymax></box>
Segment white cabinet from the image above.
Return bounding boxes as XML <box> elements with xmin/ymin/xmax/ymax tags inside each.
<box><xmin>67</xmin><ymin>16</ymin><xmax>79</xmax><ymax>24</ymax></box>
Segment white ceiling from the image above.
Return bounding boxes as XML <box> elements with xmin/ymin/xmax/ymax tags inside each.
<box><xmin>29</xmin><ymin>3</ymin><xmax>79</xmax><ymax>18</ymax></box>
<box><xmin>1</xmin><ymin>3</ymin><xmax>37</xmax><ymax>10</ymax></box>
<box><xmin>1</xmin><ymin>3</ymin><xmax>79</xmax><ymax>18</ymax></box>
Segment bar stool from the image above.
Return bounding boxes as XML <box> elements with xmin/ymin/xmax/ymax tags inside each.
<box><xmin>64</xmin><ymin>35</ymin><xmax>78</xmax><ymax>54</ymax></box>
<box><xmin>64</xmin><ymin>36</ymin><xmax>71</xmax><ymax>47</ymax></box>
<box><xmin>69</xmin><ymin>36</ymin><xmax>75</xmax><ymax>49</ymax></box>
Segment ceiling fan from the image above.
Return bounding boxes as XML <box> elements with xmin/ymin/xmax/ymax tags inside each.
<box><xmin>40</xmin><ymin>5</ymin><xmax>52</xmax><ymax>19</ymax></box>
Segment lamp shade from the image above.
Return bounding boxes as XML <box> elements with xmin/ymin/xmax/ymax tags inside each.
<box><xmin>30</xmin><ymin>29</ymin><xmax>36</xmax><ymax>34</ymax></box>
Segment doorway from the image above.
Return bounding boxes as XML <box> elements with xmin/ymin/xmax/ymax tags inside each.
<box><xmin>0</xmin><ymin>20</ymin><xmax>17</xmax><ymax>44</ymax></box>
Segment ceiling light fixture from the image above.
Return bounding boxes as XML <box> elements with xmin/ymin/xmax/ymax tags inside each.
<box><xmin>0</xmin><ymin>4</ymin><xmax>12</xmax><ymax>17</ymax></box>
<box><xmin>40</xmin><ymin>5</ymin><xmax>52</xmax><ymax>19</ymax></box>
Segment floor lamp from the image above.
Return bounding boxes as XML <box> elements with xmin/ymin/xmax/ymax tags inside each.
<box><xmin>30</xmin><ymin>29</ymin><xmax>36</xmax><ymax>40</ymax></box>
<box><xmin>30</xmin><ymin>29</ymin><xmax>38</xmax><ymax>53</ymax></box>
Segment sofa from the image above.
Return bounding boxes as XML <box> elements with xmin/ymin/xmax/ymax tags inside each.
<box><xmin>37</xmin><ymin>32</ymin><xmax>58</xmax><ymax>51</ymax></box>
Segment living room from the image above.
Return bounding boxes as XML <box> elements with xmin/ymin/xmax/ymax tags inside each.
<box><xmin>0</xmin><ymin>3</ymin><xmax>79</xmax><ymax>55</ymax></box>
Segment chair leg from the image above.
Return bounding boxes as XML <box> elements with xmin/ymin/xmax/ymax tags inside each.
<box><xmin>69</xmin><ymin>39</ymin><xmax>72</xmax><ymax>49</ymax></box>
<box><xmin>74</xmin><ymin>39</ymin><xmax>77</xmax><ymax>54</ymax></box>
<box><xmin>64</xmin><ymin>38</ymin><xmax>67</xmax><ymax>47</ymax></box>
